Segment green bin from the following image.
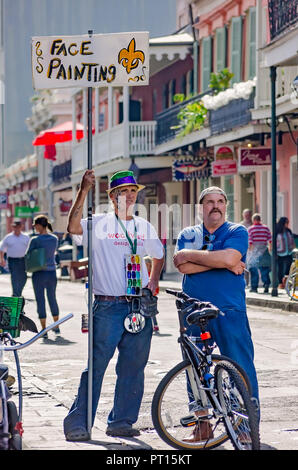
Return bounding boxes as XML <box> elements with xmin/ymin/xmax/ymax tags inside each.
<box><xmin>0</xmin><ymin>296</ymin><xmax>24</xmax><ymax>338</ymax></box>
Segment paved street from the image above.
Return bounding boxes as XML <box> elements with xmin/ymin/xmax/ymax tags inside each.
<box><xmin>1</xmin><ymin>272</ymin><xmax>298</xmax><ymax>452</ymax></box>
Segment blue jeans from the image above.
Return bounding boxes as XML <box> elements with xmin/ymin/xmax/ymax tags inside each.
<box><xmin>32</xmin><ymin>271</ymin><xmax>59</xmax><ymax>319</ymax></box>
<box><xmin>63</xmin><ymin>299</ymin><xmax>153</xmax><ymax>434</ymax></box>
<box><xmin>249</xmin><ymin>266</ymin><xmax>271</xmax><ymax>290</ymax></box>
<box><xmin>8</xmin><ymin>257</ymin><xmax>27</xmax><ymax>297</ymax></box>
<box><xmin>187</xmin><ymin>307</ymin><xmax>259</xmax><ymax>407</ymax></box>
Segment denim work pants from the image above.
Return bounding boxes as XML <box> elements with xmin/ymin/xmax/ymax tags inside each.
<box><xmin>187</xmin><ymin>307</ymin><xmax>259</xmax><ymax>407</ymax></box>
<box><xmin>7</xmin><ymin>257</ymin><xmax>27</xmax><ymax>297</ymax></box>
<box><xmin>249</xmin><ymin>266</ymin><xmax>270</xmax><ymax>290</ymax></box>
<box><xmin>63</xmin><ymin>299</ymin><xmax>153</xmax><ymax>434</ymax></box>
<box><xmin>32</xmin><ymin>271</ymin><xmax>59</xmax><ymax>319</ymax></box>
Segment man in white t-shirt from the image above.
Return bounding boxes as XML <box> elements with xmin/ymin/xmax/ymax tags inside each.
<box><xmin>64</xmin><ymin>170</ymin><xmax>164</xmax><ymax>441</ymax></box>
<box><xmin>0</xmin><ymin>219</ymin><xmax>30</xmax><ymax>297</ymax></box>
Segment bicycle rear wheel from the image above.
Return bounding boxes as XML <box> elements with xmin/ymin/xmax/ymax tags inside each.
<box><xmin>285</xmin><ymin>272</ymin><xmax>298</xmax><ymax>301</ymax></box>
<box><xmin>152</xmin><ymin>359</ymin><xmax>231</xmax><ymax>450</ymax></box>
<box><xmin>215</xmin><ymin>361</ymin><xmax>260</xmax><ymax>450</ymax></box>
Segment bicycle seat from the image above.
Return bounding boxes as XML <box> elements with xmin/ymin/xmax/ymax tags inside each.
<box><xmin>186</xmin><ymin>306</ymin><xmax>219</xmax><ymax>325</ymax></box>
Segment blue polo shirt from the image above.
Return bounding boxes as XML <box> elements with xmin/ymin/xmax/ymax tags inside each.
<box><xmin>176</xmin><ymin>222</ymin><xmax>248</xmax><ymax>311</ymax></box>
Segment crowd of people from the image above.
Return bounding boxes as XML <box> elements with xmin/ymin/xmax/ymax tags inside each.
<box><xmin>0</xmin><ymin>173</ymin><xmax>297</xmax><ymax>441</ymax></box>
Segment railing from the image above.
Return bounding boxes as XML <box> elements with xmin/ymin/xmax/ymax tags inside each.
<box><xmin>257</xmin><ymin>65</ymin><xmax>298</xmax><ymax>108</ymax></box>
<box><xmin>268</xmin><ymin>0</ymin><xmax>298</xmax><ymax>41</ymax></box>
<box><xmin>129</xmin><ymin>121</ymin><xmax>156</xmax><ymax>155</ymax></box>
<box><xmin>52</xmin><ymin>160</ymin><xmax>71</xmax><ymax>184</ymax></box>
<box><xmin>209</xmin><ymin>93</ymin><xmax>255</xmax><ymax>135</ymax></box>
<box><xmin>71</xmin><ymin>121</ymin><xmax>157</xmax><ymax>174</ymax></box>
<box><xmin>155</xmin><ymin>91</ymin><xmax>212</xmax><ymax>146</ymax></box>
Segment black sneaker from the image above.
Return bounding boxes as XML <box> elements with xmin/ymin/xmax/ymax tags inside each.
<box><xmin>53</xmin><ymin>327</ymin><xmax>61</xmax><ymax>336</ymax></box>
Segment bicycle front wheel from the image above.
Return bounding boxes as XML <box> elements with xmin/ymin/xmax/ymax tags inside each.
<box><xmin>151</xmin><ymin>359</ymin><xmax>231</xmax><ymax>450</ymax></box>
<box><xmin>215</xmin><ymin>361</ymin><xmax>260</xmax><ymax>450</ymax></box>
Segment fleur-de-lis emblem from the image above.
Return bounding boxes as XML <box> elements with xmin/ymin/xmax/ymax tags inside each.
<box><xmin>118</xmin><ymin>38</ymin><xmax>145</xmax><ymax>74</ymax></box>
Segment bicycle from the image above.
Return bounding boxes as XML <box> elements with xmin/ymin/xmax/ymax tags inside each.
<box><xmin>151</xmin><ymin>289</ymin><xmax>260</xmax><ymax>451</ymax></box>
<box><xmin>285</xmin><ymin>248</ymin><xmax>298</xmax><ymax>301</ymax></box>
<box><xmin>0</xmin><ymin>297</ymin><xmax>73</xmax><ymax>450</ymax></box>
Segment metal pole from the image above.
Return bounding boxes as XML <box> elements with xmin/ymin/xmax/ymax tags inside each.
<box><xmin>87</xmin><ymin>30</ymin><xmax>94</xmax><ymax>435</ymax></box>
<box><xmin>189</xmin><ymin>4</ymin><xmax>198</xmax><ymax>95</ymax></box>
<box><xmin>270</xmin><ymin>66</ymin><xmax>278</xmax><ymax>297</ymax></box>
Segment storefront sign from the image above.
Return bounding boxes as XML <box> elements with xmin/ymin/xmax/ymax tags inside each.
<box><xmin>14</xmin><ymin>206</ymin><xmax>40</xmax><ymax>218</ymax></box>
<box><xmin>214</xmin><ymin>145</ymin><xmax>235</xmax><ymax>161</ymax></box>
<box><xmin>32</xmin><ymin>32</ymin><xmax>149</xmax><ymax>89</ymax></box>
<box><xmin>0</xmin><ymin>193</ymin><xmax>8</xmax><ymax>209</ymax></box>
<box><xmin>212</xmin><ymin>160</ymin><xmax>237</xmax><ymax>176</ymax></box>
<box><xmin>173</xmin><ymin>158</ymin><xmax>211</xmax><ymax>181</ymax></box>
<box><xmin>238</xmin><ymin>147</ymin><xmax>271</xmax><ymax>172</ymax></box>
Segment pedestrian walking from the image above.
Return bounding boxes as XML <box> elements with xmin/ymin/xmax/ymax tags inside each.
<box><xmin>63</xmin><ymin>169</ymin><xmax>164</xmax><ymax>441</ymax></box>
<box><xmin>0</xmin><ymin>219</ymin><xmax>30</xmax><ymax>297</ymax></box>
<box><xmin>26</xmin><ymin>215</ymin><xmax>60</xmax><ymax>338</ymax></box>
<box><xmin>240</xmin><ymin>208</ymin><xmax>253</xmax><ymax>229</ymax></box>
<box><xmin>247</xmin><ymin>213</ymin><xmax>272</xmax><ymax>293</ymax></box>
<box><xmin>173</xmin><ymin>186</ymin><xmax>259</xmax><ymax>442</ymax></box>
<box><xmin>276</xmin><ymin>217</ymin><xmax>295</xmax><ymax>288</ymax></box>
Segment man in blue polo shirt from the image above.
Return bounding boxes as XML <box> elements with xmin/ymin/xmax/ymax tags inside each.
<box><xmin>174</xmin><ymin>186</ymin><xmax>259</xmax><ymax>442</ymax></box>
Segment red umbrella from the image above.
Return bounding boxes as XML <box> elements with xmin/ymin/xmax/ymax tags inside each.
<box><xmin>32</xmin><ymin>121</ymin><xmax>84</xmax><ymax>146</ymax></box>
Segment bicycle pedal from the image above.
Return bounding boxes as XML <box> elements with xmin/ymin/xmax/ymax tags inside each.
<box><xmin>180</xmin><ymin>415</ymin><xmax>198</xmax><ymax>427</ymax></box>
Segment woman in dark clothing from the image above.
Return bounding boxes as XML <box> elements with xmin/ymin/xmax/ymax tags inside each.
<box><xmin>276</xmin><ymin>217</ymin><xmax>295</xmax><ymax>287</ymax></box>
<box><xmin>26</xmin><ymin>215</ymin><xmax>60</xmax><ymax>337</ymax></box>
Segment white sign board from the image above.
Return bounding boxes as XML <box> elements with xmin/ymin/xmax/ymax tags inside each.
<box><xmin>32</xmin><ymin>32</ymin><xmax>149</xmax><ymax>89</ymax></box>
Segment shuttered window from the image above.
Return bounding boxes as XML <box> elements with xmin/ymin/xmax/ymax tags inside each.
<box><xmin>216</xmin><ymin>27</ymin><xmax>226</xmax><ymax>73</ymax></box>
<box><xmin>248</xmin><ymin>7</ymin><xmax>256</xmax><ymax>79</ymax></box>
<box><xmin>201</xmin><ymin>36</ymin><xmax>212</xmax><ymax>92</ymax></box>
<box><xmin>230</xmin><ymin>16</ymin><xmax>242</xmax><ymax>85</ymax></box>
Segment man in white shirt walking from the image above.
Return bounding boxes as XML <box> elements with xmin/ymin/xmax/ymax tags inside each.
<box><xmin>0</xmin><ymin>219</ymin><xmax>30</xmax><ymax>297</ymax></box>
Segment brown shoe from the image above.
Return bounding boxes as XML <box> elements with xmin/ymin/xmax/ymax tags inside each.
<box><xmin>183</xmin><ymin>420</ymin><xmax>214</xmax><ymax>443</ymax></box>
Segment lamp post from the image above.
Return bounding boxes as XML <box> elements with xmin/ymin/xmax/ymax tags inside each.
<box><xmin>270</xmin><ymin>66</ymin><xmax>278</xmax><ymax>297</ymax></box>
<box><xmin>28</xmin><ymin>194</ymin><xmax>36</xmax><ymax>233</ymax></box>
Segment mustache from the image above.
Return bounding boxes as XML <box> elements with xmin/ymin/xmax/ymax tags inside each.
<box><xmin>210</xmin><ymin>209</ymin><xmax>222</xmax><ymax>214</ymax></box>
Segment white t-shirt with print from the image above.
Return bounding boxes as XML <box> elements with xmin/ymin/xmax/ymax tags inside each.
<box><xmin>80</xmin><ymin>212</ymin><xmax>164</xmax><ymax>296</ymax></box>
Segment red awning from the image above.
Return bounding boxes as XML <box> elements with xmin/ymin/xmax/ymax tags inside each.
<box><xmin>32</xmin><ymin>121</ymin><xmax>84</xmax><ymax>146</ymax></box>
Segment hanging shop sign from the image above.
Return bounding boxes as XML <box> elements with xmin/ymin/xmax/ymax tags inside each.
<box><xmin>173</xmin><ymin>158</ymin><xmax>211</xmax><ymax>182</ymax></box>
<box><xmin>212</xmin><ymin>160</ymin><xmax>237</xmax><ymax>176</ymax></box>
<box><xmin>238</xmin><ymin>147</ymin><xmax>271</xmax><ymax>172</ymax></box>
<box><xmin>214</xmin><ymin>145</ymin><xmax>235</xmax><ymax>160</ymax></box>
<box><xmin>0</xmin><ymin>193</ymin><xmax>8</xmax><ymax>209</ymax></box>
<box><xmin>32</xmin><ymin>32</ymin><xmax>149</xmax><ymax>89</ymax></box>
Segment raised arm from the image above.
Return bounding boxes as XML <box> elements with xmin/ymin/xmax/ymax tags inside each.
<box><xmin>67</xmin><ymin>170</ymin><xmax>95</xmax><ymax>235</ymax></box>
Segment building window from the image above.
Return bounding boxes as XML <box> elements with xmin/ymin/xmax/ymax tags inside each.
<box><xmin>230</xmin><ymin>16</ymin><xmax>243</xmax><ymax>85</ymax></box>
<box><xmin>247</xmin><ymin>7</ymin><xmax>256</xmax><ymax>79</ymax></box>
<box><xmin>201</xmin><ymin>36</ymin><xmax>212</xmax><ymax>92</ymax></box>
<box><xmin>215</xmin><ymin>27</ymin><xmax>227</xmax><ymax>73</ymax></box>
<box><xmin>224</xmin><ymin>175</ymin><xmax>235</xmax><ymax>221</ymax></box>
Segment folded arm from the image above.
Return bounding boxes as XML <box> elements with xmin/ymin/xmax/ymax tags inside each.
<box><xmin>174</xmin><ymin>248</ymin><xmax>245</xmax><ymax>275</ymax></box>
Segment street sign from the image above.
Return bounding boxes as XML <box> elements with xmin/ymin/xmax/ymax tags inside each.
<box><xmin>14</xmin><ymin>206</ymin><xmax>40</xmax><ymax>218</ymax></box>
<box><xmin>32</xmin><ymin>32</ymin><xmax>149</xmax><ymax>89</ymax></box>
<box><xmin>238</xmin><ymin>147</ymin><xmax>271</xmax><ymax>172</ymax></box>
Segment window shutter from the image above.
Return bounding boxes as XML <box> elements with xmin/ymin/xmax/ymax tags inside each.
<box><xmin>248</xmin><ymin>7</ymin><xmax>256</xmax><ymax>79</ymax></box>
<box><xmin>230</xmin><ymin>16</ymin><xmax>242</xmax><ymax>85</ymax></box>
<box><xmin>216</xmin><ymin>27</ymin><xmax>226</xmax><ymax>73</ymax></box>
<box><xmin>201</xmin><ymin>36</ymin><xmax>212</xmax><ymax>92</ymax></box>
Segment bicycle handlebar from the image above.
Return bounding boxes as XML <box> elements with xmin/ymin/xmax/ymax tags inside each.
<box><xmin>1</xmin><ymin>313</ymin><xmax>73</xmax><ymax>351</ymax></box>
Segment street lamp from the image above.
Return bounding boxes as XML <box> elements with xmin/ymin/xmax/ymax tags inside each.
<box><xmin>28</xmin><ymin>194</ymin><xmax>36</xmax><ymax>232</ymax></box>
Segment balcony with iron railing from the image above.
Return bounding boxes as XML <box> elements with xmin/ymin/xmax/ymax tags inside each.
<box><xmin>268</xmin><ymin>0</ymin><xmax>298</xmax><ymax>41</ymax></box>
<box><xmin>71</xmin><ymin>121</ymin><xmax>156</xmax><ymax>175</ymax></box>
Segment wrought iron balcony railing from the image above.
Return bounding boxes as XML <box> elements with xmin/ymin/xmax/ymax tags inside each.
<box><xmin>52</xmin><ymin>160</ymin><xmax>72</xmax><ymax>184</ymax></box>
<box><xmin>209</xmin><ymin>93</ymin><xmax>255</xmax><ymax>135</ymax></box>
<box><xmin>268</xmin><ymin>0</ymin><xmax>298</xmax><ymax>41</ymax></box>
<box><xmin>155</xmin><ymin>91</ymin><xmax>211</xmax><ymax>146</ymax></box>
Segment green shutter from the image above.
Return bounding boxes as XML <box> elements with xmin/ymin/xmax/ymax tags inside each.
<box><xmin>201</xmin><ymin>36</ymin><xmax>212</xmax><ymax>92</ymax></box>
<box><xmin>248</xmin><ymin>7</ymin><xmax>256</xmax><ymax>79</ymax></box>
<box><xmin>216</xmin><ymin>27</ymin><xmax>226</xmax><ymax>73</ymax></box>
<box><xmin>230</xmin><ymin>16</ymin><xmax>242</xmax><ymax>84</ymax></box>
